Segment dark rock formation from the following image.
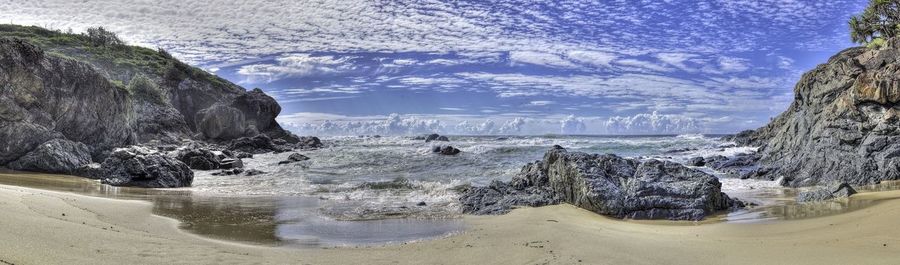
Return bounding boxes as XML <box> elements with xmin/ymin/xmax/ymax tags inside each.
<box><xmin>278</xmin><ymin>153</ymin><xmax>310</xmax><ymax>165</ymax></box>
<box><xmin>0</xmin><ymin>38</ymin><xmax>135</xmax><ymax>162</ymax></box>
<box><xmin>0</xmin><ymin>28</ymin><xmax>317</xmax><ymax>183</ymax></box>
<box><xmin>432</xmin><ymin>145</ymin><xmax>461</xmax><ymax>155</ymax></box>
<box><xmin>460</xmin><ymin>146</ymin><xmax>741</xmax><ymax>220</ymax></box>
<box><xmin>297</xmin><ymin>136</ymin><xmax>324</xmax><ymax>149</ymax></box>
<box><xmin>704</xmin><ymin>153</ymin><xmax>763</xmax><ymax>179</ymax></box>
<box><xmin>687</xmin><ymin>157</ymin><xmax>706</xmax><ymax>167</ymax></box>
<box><xmin>175</xmin><ymin>147</ymin><xmax>221</xmax><ymax>170</ymax></box>
<box><xmin>6</xmin><ymin>139</ymin><xmax>92</xmax><ymax>174</ymax></box>
<box><xmin>94</xmin><ymin>146</ymin><xmax>193</xmax><ymax>188</ymax></box>
<box><xmin>726</xmin><ymin>38</ymin><xmax>900</xmax><ymax>186</ymax></box>
<box><xmin>424</xmin><ymin>134</ymin><xmax>449</xmax><ymax>142</ymax></box>
<box><xmin>212</xmin><ymin>168</ymin><xmax>244</xmax><ymax>176</ymax></box>
<box><xmin>796</xmin><ymin>183</ymin><xmax>858</xmax><ymax>202</ymax></box>
<box><xmin>228</xmin><ymin>134</ymin><xmax>291</xmax><ymax>154</ymax></box>
<box><xmin>244</xmin><ymin>169</ymin><xmax>266</xmax><ymax>176</ymax></box>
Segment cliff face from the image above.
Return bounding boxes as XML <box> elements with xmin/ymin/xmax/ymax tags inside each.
<box><xmin>734</xmin><ymin>38</ymin><xmax>900</xmax><ymax>186</ymax></box>
<box><xmin>0</xmin><ymin>26</ymin><xmax>299</xmax><ymax>174</ymax></box>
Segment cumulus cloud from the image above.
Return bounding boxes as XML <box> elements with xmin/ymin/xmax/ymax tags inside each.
<box><xmin>560</xmin><ymin>115</ymin><xmax>587</xmax><ymax>135</ymax></box>
<box><xmin>605</xmin><ymin>111</ymin><xmax>700</xmax><ymax>134</ymax></box>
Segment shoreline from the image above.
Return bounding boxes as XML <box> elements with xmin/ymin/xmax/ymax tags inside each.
<box><xmin>3</xmin><ymin>184</ymin><xmax>900</xmax><ymax>264</ymax></box>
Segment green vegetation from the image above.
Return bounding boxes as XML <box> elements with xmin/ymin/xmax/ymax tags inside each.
<box><xmin>0</xmin><ymin>24</ymin><xmax>235</xmax><ymax>93</ymax></box>
<box><xmin>126</xmin><ymin>74</ymin><xmax>168</xmax><ymax>105</ymax></box>
<box><xmin>849</xmin><ymin>0</ymin><xmax>900</xmax><ymax>46</ymax></box>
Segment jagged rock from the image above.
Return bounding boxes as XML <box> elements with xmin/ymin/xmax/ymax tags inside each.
<box><xmin>687</xmin><ymin>157</ymin><xmax>705</xmax><ymax>167</ymax></box>
<box><xmin>704</xmin><ymin>153</ymin><xmax>761</xmax><ymax>178</ymax></box>
<box><xmin>228</xmin><ymin>134</ymin><xmax>278</xmax><ymax>154</ymax></box>
<box><xmin>235</xmin><ymin>152</ymin><xmax>253</xmax><ymax>159</ymax></box>
<box><xmin>796</xmin><ymin>183</ymin><xmax>858</xmax><ymax>202</ymax></box>
<box><xmin>0</xmin><ymin>29</ymin><xmax>314</xmax><ymax>183</ymax></box>
<box><xmin>728</xmin><ymin>38</ymin><xmax>900</xmax><ymax>186</ymax></box>
<box><xmin>174</xmin><ymin>146</ymin><xmax>221</xmax><ymax>170</ymax></box>
<box><xmin>297</xmin><ymin>136</ymin><xmax>323</xmax><ymax>149</ymax></box>
<box><xmin>278</xmin><ymin>153</ymin><xmax>310</xmax><ymax>165</ymax></box>
<box><xmin>6</xmin><ymin>139</ymin><xmax>92</xmax><ymax>174</ymax></box>
<box><xmin>97</xmin><ymin>146</ymin><xmax>193</xmax><ymax>188</ymax></box>
<box><xmin>460</xmin><ymin>146</ymin><xmax>742</xmax><ymax>220</ymax></box>
<box><xmin>0</xmin><ymin>38</ymin><xmax>135</xmax><ymax>162</ymax></box>
<box><xmin>431</xmin><ymin>145</ymin><xmax>461</xmax><ymax>155</ymax></box>
<box><xmin>424</xmin><ymin>134</ymin><xmax>449</xmax><ymax>142</ymax></box>
<box><xmin>72</xmin><ymin>163</ymin><xmax>103</xmax><ymax>179</ymax></box>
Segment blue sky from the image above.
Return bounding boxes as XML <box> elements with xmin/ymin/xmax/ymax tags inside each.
<box><xmin>3</xmin><ymin>0</ymin><xmax>869</xmax><ymax>135</ymax></box>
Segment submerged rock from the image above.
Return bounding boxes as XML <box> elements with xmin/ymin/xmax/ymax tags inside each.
<box><xmin>432</xmin><ymin>145</ymin><xmax>461</xmax><ymax>155</ymax></box>
<box><xmin>7</xmin><ymin>139</ymin><xmax>92</xmax><ymax>174</ymax></box>
<box><xmin>297</xmin><ymin>136</ymin><xmax>324</xmax><ymax>150</ymax></box>
<box><xmin>424</xmin><ymin>134</ymin><xmax>450</xmax><ymax>142</ymax></box>
<box><xmin>244</xmin><ymin>169</ymin><xmax>266</xmax><ymax>176</ymax></box>
<box><xmin>796</xmin><ymin>183</ymin><xmax>858</xmax><ymax>202</ymax></box>
<box><xmin>212</xmin><ymin>168</ymin><xmax>244</xmax><ymax>176</ymax></box>
<box><xmin>96</xmin><ymin>146</ymin><xmax>193</xmax><ymax>188</ymax></box>
<box><xmin>460</xmin><ymin>146</ymin><xmax>742</xmax><ymax>220</ymax></box>
<box><xmin>687</xmin><ymin>157</ymin><xmax>706</xmax><ymax>167</ymax></box>
<box><xmin>278</xmin><ymin>153</ymin><xmax>310</xmax><ymax>165</ymax></box>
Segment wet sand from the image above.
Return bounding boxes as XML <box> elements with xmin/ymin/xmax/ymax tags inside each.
<box><xmin>3</xmin><ymin>181</ymin><xmax>900</xmax><ymax>264</ymax></box>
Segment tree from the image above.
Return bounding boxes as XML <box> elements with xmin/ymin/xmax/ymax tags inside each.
<box><xmin>849</xmin><ymin>0</ymin><xmax>900</xmax><ymax>46</ymax></box>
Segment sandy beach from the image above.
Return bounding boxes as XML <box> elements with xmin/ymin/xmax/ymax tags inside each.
<box><xmin>0</xmin><ymin>183</ymin><xmax>898</xmax><ymax>265</ymax></box>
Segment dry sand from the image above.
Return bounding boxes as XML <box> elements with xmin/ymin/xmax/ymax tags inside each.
<box><xmin>2</xmin><ymin>184</ymin><xmax>900</xmax><ymax>265</ymax></box>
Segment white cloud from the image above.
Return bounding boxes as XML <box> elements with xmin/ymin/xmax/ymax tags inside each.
<box><xmin>237</xmin><ymin>53</ymin><xmax>354</xmax><ymax>83</ymax></box>
<box><xmin>508</xmin><ymin>51</ymin><xmax>577</xmax><ymax>68</ymax></box>
<box><xmin>529</xmin><ymin>101</ymin><xmax>555</xmax><ymax>106</ymax></box>
<box><xmin>605</xmin><ymin>111</ymin><xmax>700</xmax><ymax>134</ymax></box>
<box><xmin>561</xmin><ymin>115</ymin><xmax>587</xmax><ymax>134</ymax></box>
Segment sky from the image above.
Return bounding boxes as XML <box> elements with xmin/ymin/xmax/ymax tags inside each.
<box><xmin>2</xmin><ymin>0</ymin><xmax>870</xmax><ymax>135</ymax></box>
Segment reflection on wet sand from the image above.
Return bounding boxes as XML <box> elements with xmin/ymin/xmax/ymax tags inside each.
<box><xmin>0</xmin><ymin>170</ymin><xmax>281</xmax><ymax>244</ymax></box>
<box><xmin>0</xmin><ymin>170</ymin><xmax>464</xmax><ymax>247</ymax></box>
<box><xmin>5</xmin><ymin>169</ymin><xmax>900</xmax><ymax>246</ymax></box>
<box><xmin>728</xmin><ymin>181</ymin><xmax>900</xmax><ymax>222</ymax></box>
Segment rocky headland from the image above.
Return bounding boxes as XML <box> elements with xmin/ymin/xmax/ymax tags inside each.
<box><xmin>0</xmin><ymin>25</ymin><xmax>321</xmax><ymax>187</ymax></box>
<box><xmin>724</xmin><ymin>38</ymin><xmax>900</xmax><ymax>187</ymax></box>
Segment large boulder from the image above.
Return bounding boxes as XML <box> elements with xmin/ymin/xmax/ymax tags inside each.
<box><xmin>432</xmin><ymin>145</ymin><xmax>461</xmax><ymax>155</ymax></box>
<box><xmin>460</xmin><ymin>146</ymin><xmax>741</xmax><ymax>220</ymax></box>
<box><xmin>196</xmin><ymin>104</ymin><xmax>248</xmax><ymax>140</ymax></box>
<box><xmin>227</xmin><ymin>134</ymin><xmax>279</xmax><ymax>154</ymax></box>
<box><xmin>7</xmin><ymin>139</ymin><xmax>92</xmax><ymax>174</ymax></box>
<box><xmin>174</xmin><ymin>146</ymin><xmax>221</xmax><ymax>170</ymax></box>
<box><xmin>97</xmin><ymin>146</ymin><xmax>193</xmax><ymax>188</ymax></box>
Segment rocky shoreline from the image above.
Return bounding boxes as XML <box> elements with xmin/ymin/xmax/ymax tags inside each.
<box><xmin>0</xmin><ymin>32</ymin><xmax>322</xmax><ymax>187</ymax></box>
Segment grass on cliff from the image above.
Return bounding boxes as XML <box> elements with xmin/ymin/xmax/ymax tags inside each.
<box><xmin>0</xmin><ymin>24</ymin><xmax>234</xmax><ymax>91</ymax></box>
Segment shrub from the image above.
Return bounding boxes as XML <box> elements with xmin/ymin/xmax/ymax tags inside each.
<box><xmin>127</xmin><ymin>74</ymin><xmax>168</xmax><ymax>105</ymax></box>
<box><xmin>85</xmin><ymin>26</ymin><xmax>125</xmax><ymax>47</ymax></box>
